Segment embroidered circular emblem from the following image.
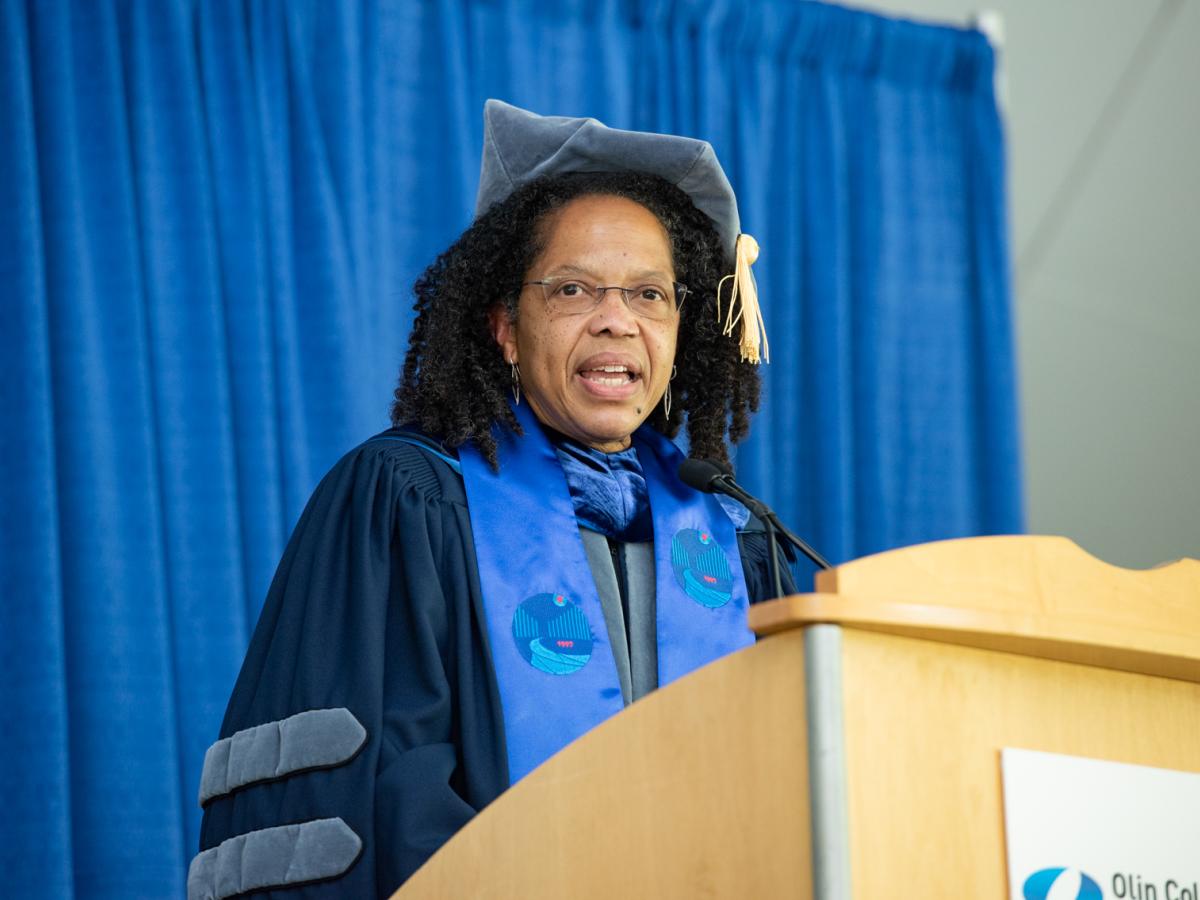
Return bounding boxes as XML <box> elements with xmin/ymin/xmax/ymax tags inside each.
<box><xmin>671</xmin><ymin>528</ymin><xmax>734</xmax><ymax>608</ymax></box>
<box><xmin>511</xmin><ymin>592</ymin><xmax>594</xmax><ymax>675</ymax></box>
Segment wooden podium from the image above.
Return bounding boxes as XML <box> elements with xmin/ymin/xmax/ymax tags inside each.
<box><xmin>393</xmin><ymin>536</ymin><xmax>1200</xmax><ymax>899</ymax></box>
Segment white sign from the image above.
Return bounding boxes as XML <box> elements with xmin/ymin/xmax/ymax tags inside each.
<box><xmin>1001</xmin><ymin>748</ymin><xmax>1200</xmax><ymax>900</ymax></box>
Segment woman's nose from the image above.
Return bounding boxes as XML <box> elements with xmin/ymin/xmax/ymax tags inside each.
<box><xmin>588</xmin><ymin>288</ymin><xmax>639</xmax><ymax>333</ymax></box>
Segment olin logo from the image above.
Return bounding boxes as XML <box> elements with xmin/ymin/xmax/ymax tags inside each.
<box><xmin>1024</xmin><ymin>867</ymin><xmax>1104</xmax><ymax>900</ymax></box>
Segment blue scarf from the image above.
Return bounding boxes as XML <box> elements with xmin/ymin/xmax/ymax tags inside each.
<box><xmin>549</xmin><ymin>434</ymin><xmax>653</xmax><ymax>541</ymax></box>
<box><xmin>550</xmin><ymin>432</ymin><xmax>751</xmax><ymax>540</ymax></box>
<box><xmin>458</xmin><ymin>403</ymin><xmax>754</xmax><ymax>783</ymax></box>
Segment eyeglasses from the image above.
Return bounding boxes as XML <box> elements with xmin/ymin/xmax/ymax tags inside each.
<box><xmin>523</xmin><ymin>276</ymin><xmax>688</xmax><ymax>321</ymax></box>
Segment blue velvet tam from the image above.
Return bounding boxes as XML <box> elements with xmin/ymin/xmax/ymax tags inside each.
<box><xmin>474</xmin><ymin>100</ymin><xmax>769</xmax><ymax>363</ymax></box>
<box><xmin>476</xmin><ymin>99</ymin><xmax>742</xmax><ymax>265</ymax></box>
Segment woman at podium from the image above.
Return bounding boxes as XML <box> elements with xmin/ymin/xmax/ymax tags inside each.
<box><xmin>190</xmin><ymin>101</ymin><xmax>793</xmax><ymax>900</ymax></box>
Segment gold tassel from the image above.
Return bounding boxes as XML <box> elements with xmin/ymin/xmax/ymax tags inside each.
<box><xmin>716</xmin><ymin>233</ymin><xmax>769</xmax><ymax>364</ymax></box>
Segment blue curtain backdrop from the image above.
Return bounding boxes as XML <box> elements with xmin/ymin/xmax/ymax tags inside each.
<box><xmin>0</xmin><ymin>0</ymin><xmax>1021</xmax><ymax>896</ymax></box>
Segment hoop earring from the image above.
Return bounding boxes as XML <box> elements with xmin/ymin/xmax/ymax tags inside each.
<box><xmin>663</xmin><ymin>365</ymin><xmax>677</xmax><ymax>419</ymax></box>
<box><xmin>510</xmin><ymin>360</ymin><xmax>521</xmax><ymax>406</ymax></box>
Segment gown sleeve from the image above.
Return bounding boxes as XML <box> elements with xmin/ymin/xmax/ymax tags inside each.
<box><xmin>195</xmin><ymin>439</ymin><xmax>506</xmax><ymax>900</ymax></box>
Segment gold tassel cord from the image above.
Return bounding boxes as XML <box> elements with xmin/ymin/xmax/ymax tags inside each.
<box><xmin>716</xmin><ymin>233</ymin><xmax>769</xmax><ymax>364</ymax></box>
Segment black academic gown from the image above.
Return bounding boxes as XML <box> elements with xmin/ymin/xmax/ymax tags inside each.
<box><xmin>197</xmin><ymin>430</ymin><xmax>795</xmax><ymax>898</ymax></box>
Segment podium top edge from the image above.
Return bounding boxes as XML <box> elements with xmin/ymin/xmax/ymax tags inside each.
<box><xmin>750</xmin><ymin>536</ymin><xmax>1200</xmax><ymax>681</ymax></box>
<box><xmin>813</xmin><ymin>535</ymin><xmax>1199</xmax><ymax>607</ymax></box>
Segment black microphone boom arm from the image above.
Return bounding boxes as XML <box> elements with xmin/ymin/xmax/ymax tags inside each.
<box><xmin>677</xmin><ymin>458</ymin><xmax>833</xmax><ymax>601</ymax></box>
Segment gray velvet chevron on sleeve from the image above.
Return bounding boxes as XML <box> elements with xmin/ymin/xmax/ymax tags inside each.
<box><xmin>198</xmin><ymin>708</ymin><xmax>367</xmax><ymax>806</ymax></box>
<box><xmin>187</xmin><ymin>817</ymin><xmax>362</xmax><ymax>900</ymax></box>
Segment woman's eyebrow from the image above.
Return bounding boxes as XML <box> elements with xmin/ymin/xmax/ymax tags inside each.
<box><xmin>628</xmin><ymin>269</ymin><xmax>674</xmax><ymax>283</ymax></box>
<box><xmin>544</xmin><ymin>264</ymin><xmax>674</xmax><ymax>282</ymax></box>
<box><xmin>542</xmin><ymin>263</ymin><xmax>600</xmax><ymax>279</ymax></box>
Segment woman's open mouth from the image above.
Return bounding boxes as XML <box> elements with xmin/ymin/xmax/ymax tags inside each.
<box><xmin>579</xmin><ymin>364</ymin><xmax>637</xmax><ymax>387</ymax></box>
<box><xmin>575</xmin><ymin>356</ymin><xmax>643</xmax><ymax>399</ymax></box>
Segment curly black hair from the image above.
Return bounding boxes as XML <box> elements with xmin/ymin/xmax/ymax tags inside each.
<box><xmin>391</xmin><ymin>171</ymin><xmax>760</xmax><ymax>469</ymax></box>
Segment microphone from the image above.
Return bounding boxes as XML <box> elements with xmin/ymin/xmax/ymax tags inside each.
<box><xmin>679</xmin><ymin>458</ymin><xmax>832</xmax><ymax>599</ymax></box>
<box><xmin>677</xmin><ymin>457</ymin><xmax>733</xmax><ymax>492</ymax></box>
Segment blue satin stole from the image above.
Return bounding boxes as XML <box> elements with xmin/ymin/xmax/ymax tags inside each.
<box><xmin>458</xmin><ymin>403</ymin><xmax>754</xmax><ymax>784</ymax></box>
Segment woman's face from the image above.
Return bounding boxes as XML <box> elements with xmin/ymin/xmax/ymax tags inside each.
<box><xmin>492</xmin><ymin>194</ymin><xmax>680</xmax><ymax>452</ymax></box>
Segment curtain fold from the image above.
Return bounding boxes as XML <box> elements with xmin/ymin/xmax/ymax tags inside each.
<box><xmin>1</xmin><ymin>5</ymin><xmax>76</xmax><ymax>895</ymax></box>
<box><xmin>0</xmin><ymin>1</ymin><xmax>1021</xmax><ymax>895</ymax></box>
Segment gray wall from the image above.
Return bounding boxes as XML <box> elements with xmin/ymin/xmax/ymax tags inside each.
<box><xmin>857</xmin><ymin>0</ymin><xmax>1199</xmax><ymax>568</ymax></box>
